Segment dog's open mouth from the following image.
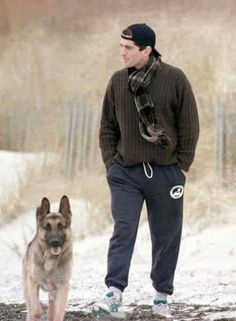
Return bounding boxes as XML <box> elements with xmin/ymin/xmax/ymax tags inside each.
<box><xmin>50</xmin><ymin>247</ymin><xmax>62</xmax><ymax>256</ymax></box>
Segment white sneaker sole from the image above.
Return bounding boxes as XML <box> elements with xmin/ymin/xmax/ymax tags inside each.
<box><xmin>152</xmin><ymin>307</ymin><xmax>173</xmax><ymax>319</ymax></box>
<box><xmin>92</xmin><ymin>303</ymin><xmax>126</xmax><ymax>319</ymax></box>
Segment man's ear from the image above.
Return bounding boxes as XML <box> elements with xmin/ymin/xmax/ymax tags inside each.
<box><xmin>145</xmin><ymin>46</ymin><xmax>152</xmax><ymax>57</ymax></box>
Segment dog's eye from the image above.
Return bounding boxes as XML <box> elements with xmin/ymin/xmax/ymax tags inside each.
<box><xmin>45</xmin><ymin>223</ymin><xmax>51</xmax><ymax>231</ymax></box>
<box><xmin>58</xmin><ymin>223</ymin><xmax>64</xmax><ymax>230</ymax></box>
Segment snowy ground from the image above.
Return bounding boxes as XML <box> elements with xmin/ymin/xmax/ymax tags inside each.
<box><xmin>0</xmin><ymin>151</ymin><xmax>45</xmax><ymax>206</ymax></box>
<box><xmin>0</xmin><ymin>151</ymin><xmax>236</xmax><ymax>320</ymax></box>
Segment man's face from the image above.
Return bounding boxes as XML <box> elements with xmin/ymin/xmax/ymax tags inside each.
<box><xmin>120</xmin><ymin>38</ymin><xmax>149</xmax><ymax>69</ymax></box>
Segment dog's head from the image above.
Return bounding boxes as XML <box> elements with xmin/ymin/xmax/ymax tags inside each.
<box><xmin>36</xmin><ymin>195</ymin><xmax>72</xmax><ymax>256</ymax></box>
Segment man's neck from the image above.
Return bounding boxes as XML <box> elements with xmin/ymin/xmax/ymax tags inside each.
<box><xmin>134</xmin><ymin>57</ymin><xmax>150</xmax><ymax>69</ymax></box>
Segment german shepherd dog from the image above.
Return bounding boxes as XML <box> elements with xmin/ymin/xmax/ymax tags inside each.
<box><xmin>23</xmin><ymin>195</ymin><xmax>73</xmax><ymax>321</ymax></box>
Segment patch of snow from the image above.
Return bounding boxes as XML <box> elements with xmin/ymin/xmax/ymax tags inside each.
<box><xmin>0</xmin><ymin>151</ymin><xmax>236</xmax><ymax>313</ymax></box>
<box><xmin>0</xmin><ymin>207</ymin><xmax>236</xmax><ymax>309</ymax></box>
<box><xmin>205</xmin><ymin>310</ymin><xmax>236</xmax><ymax>320</ymax></box>
<box><xmin>0</xmin><ymin>151</ymin><xmax>56</xmax><ymax>224</ymax></box>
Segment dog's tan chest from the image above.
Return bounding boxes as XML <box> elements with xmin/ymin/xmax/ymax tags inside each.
<box><xmin>44</xmin><ymin>257</ymin><xmax>57</xmax><ymax>272</ymax></box>
<box><xmin>36</xmin><ymin>260</ymin><xmax>59</xmax><ymax>292</ymax></box>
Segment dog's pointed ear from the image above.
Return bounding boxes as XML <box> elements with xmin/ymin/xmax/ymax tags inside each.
<box><xmin>59</xmin><ymin>195</ymin><xmax>72</xmax><ymax>219</ymax></box>
<box><xmin>36</xmin><ymin>197</ymin><xmax>50</xmax><ymax>228</ymax></box>
<box><xmin>41</xmin><ymin>197</ymin><xmax>50</xmax><ymax>215</ymax></box>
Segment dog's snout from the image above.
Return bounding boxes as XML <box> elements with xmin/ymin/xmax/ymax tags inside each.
<box><xmin>49</xmin><ymin>239</ymin><xmax>61</xmax><ymax>248</ymax></box>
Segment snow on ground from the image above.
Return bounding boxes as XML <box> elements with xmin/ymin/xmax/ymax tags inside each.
<box><xmin>0</xmin><ymin>151</ymin><xmax>56</xmax><ymax>224</ymax></box>
<box><xmin>0</xmin><ymin>202</ymin><xmax>236</xmax><ymax>310</ymax></box>
<box><xmin>0</xmin><ymin>151</ymin><xmax>41</xmax><ymax>204</ymax></box>
<box><xmin>0</xmin><ymin>151</ymin><xmax>236</xmax><ymax>320</ymax></box>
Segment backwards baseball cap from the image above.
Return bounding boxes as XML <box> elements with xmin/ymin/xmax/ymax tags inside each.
<box><xmin>121</xmin><ymin>23</ymin><xmax>161</xmax><ymax>57</ymax></box>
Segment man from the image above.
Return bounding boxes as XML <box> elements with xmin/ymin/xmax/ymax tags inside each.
<box><xmin>93</xmin><ymin>23</ymin><xmax>199</xmax><ymax>319</ymax></box>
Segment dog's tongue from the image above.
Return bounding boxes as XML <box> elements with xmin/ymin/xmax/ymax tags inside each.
<box><xmin>50</xmin><ymin>247</ymin><xmax>62</xmax><ymax>256</ymax></box>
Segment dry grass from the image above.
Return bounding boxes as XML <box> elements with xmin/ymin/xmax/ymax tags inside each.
<box><xmin>184</xmin><ymin>173</ymin><xmax>236</xmax><ymax>233</ymax></box>
<box><xmin>0</xmin><ymin>153</ymin><xmax>58</xmax><ymax>225</ymax></box>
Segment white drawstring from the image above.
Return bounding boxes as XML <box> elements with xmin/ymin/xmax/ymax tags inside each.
<box><xmin>143</xmin><ymin>162</ymin><xmax>153</xmax><ymax>179</ymax></box>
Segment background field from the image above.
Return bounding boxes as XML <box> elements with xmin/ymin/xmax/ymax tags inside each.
<box><xmin>0</xmin><ymin>0</ymin><xmax>235</xmax><ymax>228</ymax></box>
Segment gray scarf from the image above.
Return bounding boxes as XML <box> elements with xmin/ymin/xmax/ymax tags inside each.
<box><xmin>128</xmin><ymin>56</ymin><xmax>171</xmax><ymax>149</ymax></box>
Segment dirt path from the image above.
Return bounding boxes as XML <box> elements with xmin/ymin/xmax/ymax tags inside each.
<box><xmin>1</xmin><ymin>303</ymin><xmax>236</xmax><ymax>321</ymax></box>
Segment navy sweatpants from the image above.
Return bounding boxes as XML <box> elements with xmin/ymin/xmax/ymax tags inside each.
<box><xmin>105</xmin><ymin>163</ymin><xmax>186</xmax><ymax>295</ymax></box>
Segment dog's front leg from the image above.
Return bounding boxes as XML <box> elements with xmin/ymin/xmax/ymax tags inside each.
<box><xmin>23</xmin><ymin>282</ymin><xmax>31</xmax><ymax>321</ymax></box>
<box><xmin>53</xmin><ymin>283</ymin><xmax>70</xmax><ymax>321</ymax></box>
<box><xmin>48</xmin><ymin>291</ymin><xmax>56</xmax><ymax>321</ymax></box>
<box><xmin>27</xmin><ymin>277</ymin><xmax>42</xmax><ymax>321</ymax></box>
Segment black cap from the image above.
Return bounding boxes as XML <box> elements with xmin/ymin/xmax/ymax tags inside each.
<box><xmin>121</xmin><ymin>23</ymin><xmax>161</xmax><ymax>57</ymax></box>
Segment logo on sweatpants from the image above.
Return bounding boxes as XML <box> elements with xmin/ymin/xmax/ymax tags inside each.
<box><xmin>170</xmin><ymin>185</ymin><xmax>184</xmax><ymax>199</ymax></box>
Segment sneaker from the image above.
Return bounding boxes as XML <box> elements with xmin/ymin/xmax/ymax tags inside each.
<box><xmin>152</xmin><ymin>300</ymin><xmax>172</xmax><ymax>319</ymax></box>
<box><xmin>92</xmin><ymin>290</ymin><xmax>126</xmax><ymax>319</ymax></box>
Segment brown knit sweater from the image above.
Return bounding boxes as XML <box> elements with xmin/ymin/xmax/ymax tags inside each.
<box><xmin>99</xmin><ymin>61</ymin><xmax>199</xmax><ymax>172</ymax></box>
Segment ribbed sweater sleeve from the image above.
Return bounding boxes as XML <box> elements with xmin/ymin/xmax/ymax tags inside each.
<box><xmin>99</xmin><ymin>77</ymin><xmax>120</xmax><ymax>168</ymax></box>
<box><xmin>175</xmin><ymin>71</ymin><xmax>200</xmax><ymax>171</ymax></box>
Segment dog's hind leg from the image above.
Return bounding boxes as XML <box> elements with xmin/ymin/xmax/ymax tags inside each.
<box><xmin>53</xmin><ymin>282</ymin><xmax>70</xmax><ymax>321</ymax></box>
